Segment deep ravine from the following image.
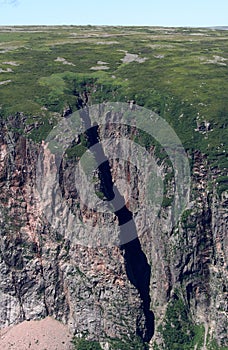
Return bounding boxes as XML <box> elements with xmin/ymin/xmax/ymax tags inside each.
<box><xmin>80</xmin><ymin>107</ymin><xmax>155</xmax><ymax>343</ymax></box>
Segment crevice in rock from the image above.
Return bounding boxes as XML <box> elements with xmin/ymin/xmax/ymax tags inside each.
<box><xmin>79</xmin><ymin>107</ymin><xmax>155</xmax><ymax>343</ymax></box>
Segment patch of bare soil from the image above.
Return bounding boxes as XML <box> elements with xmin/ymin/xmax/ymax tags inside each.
<box><xmin>0</xmin><ymin>317</ymin><xmax>74</xmax><ymax>350</ymax></box>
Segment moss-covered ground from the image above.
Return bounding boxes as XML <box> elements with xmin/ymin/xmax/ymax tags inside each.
<box><xmin>0</xmin><ymin>25</ymin><xmax>227</xmax><ymax>179</ymax></box>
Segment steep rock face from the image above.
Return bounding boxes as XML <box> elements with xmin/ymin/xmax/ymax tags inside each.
<box><xmin>146</xmin><ymin>150</ymin><xmax>228</xmax><ymax>348</ymax></box>
<box><xmin>0</xmin><ymin>113</ymin><xmax>227</xmax><ymax>348</ymax></box>
<box><xmin>0</xmin><ymin>115</ymin><xmax>144</xmax><ymax>341</ymax></box>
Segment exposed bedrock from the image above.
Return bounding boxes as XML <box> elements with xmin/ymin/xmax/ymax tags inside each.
<box><xmin>0</xmin><ymin>112</ymin><xmax>227</xmax><ymax>348</ymax></box>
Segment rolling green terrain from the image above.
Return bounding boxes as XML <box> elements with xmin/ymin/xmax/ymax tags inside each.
<box><xmin>0</xmin><ymin>26</ymin><xmax>227</xmax><ymax>177</ymax></box>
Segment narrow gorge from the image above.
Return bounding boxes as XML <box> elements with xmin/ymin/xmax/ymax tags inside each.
<box><xmin>80</xmin><ymin>106</ymin><xmax>155</xmax><ymax>342</ymax></box>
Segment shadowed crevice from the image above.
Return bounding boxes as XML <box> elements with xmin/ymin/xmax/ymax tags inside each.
<box><xmin>80</xmin><ymin>108</ymin><xmax>155</xmax><ymax>343</ymax></box>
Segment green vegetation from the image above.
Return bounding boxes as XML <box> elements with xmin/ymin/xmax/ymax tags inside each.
<box><xmin>72</xmin><ymin>335</ymin><xmax>148</xmax><ymax>350</ymax></box>
<box><xmin>192</xmin><ymin>325</ymin><xmax>205</xmax><ymax>349</ymax></box>
<box><xmin>217</xmin><ymin>175</ymin><xmax>228</xmax><ymax>198</ymax></box>
<box><xmin>95</xmin><ymin>190</ymin><xmax>105</xmax><ymax>200</ymax></box>
<box><xmin>181</xmin><ymin>209</ymin><xmax>197</xmax><ymax>229</ymax></box>
<box><xmin>66</xmin><ymin>134</ymin><xmax>89</xmax><ymax>159</ymax></box>
<box><xmin>159</xmin><ymin>292</ymin><xmax>228</xmax><ymax>350</ymax></box>
<box><xmin>72</xmin><ymin>337</ymin><xmax>102</xmax><ymax>350</ymax></box>
<box><xmin>28</xmin><ymin>117</ymin><xmax>56</xmax><ymax>142</ymax></box>
<box><xmin>0</xmin><ymin>26</ymin><xmax>227</xmax><ymax>179</ymax></box>
<box><xmin>108</xmin><ymin>336</ymin><xmax>149</xmax><ymax>349</ymax></box>
<box><xmin>161</xmin><ymin>196</ymin><xmax>173</xmax><ymax>208</ymax></box>
<box><xmin>160</xmin><ymin>294</ymin><xmax>195</xmax><ymax>350</ymax></box>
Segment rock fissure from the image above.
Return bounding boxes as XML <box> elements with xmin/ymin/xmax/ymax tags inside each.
<box><xmin>80</xmin><ymin>107</ymin><xmax>155</xmax><ymax>342</ymax></box>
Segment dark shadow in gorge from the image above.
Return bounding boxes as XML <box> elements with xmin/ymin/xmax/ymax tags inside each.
<box><xmin>80</xmin><ymin>108</ymin><xmax>155</xmax><ymax>343</ymax></box>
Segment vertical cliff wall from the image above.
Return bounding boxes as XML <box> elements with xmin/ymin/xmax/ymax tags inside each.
<box><xmin>0</xmin><ymin>112</ymin><xmax>227</xmax><ymax>349</ymax></box>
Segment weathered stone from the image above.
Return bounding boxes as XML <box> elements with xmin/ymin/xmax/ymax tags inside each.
<box><xmin>0</xmin><ymin>114</ymin><xmax>227</xmax><ymax>348</ymax></box>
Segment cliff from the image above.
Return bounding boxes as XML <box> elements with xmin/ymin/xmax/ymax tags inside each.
<box><xmin>0</xmin><ymin>109</ymin><xmax>227</xmax><ymax>349</ymax></box>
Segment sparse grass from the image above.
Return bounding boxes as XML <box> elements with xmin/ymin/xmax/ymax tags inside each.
<box><xmin>0</xmin><ymin>25</ymin><xmax>227</xmax><ymax>180</ymax></box>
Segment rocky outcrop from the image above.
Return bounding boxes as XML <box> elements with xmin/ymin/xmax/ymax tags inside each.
<box><xmin>0</xmin><ymin>114</ymin><xmax>144</xmax><ymax>341</ymax></box>
<box><xmin>0</xmin><ymin>112</ymin><xmax>227</xmax><ymax>348</ymax></box>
